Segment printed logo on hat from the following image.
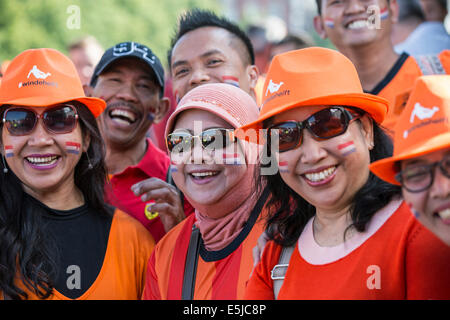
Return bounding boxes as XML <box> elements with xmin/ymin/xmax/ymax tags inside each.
<box><xmin>265</xmin><ymin>79</ymin><xmax>284</xmax><ymax>96</ymax></box>
<box><xmin>27</xmin><ymin>65</ymin><xmax>51</xmax><ymax>79</ymax></box>
<box><xmin>409</xmin><ymin>102</ymin><xmax>439</xmax><ymax>123</ymax></box>
<box><xmin>112</xmin><ymin>42</ymin><xmax>156</xmax><ymax>65</ymax></box>
<box><xmin>18</xmin><ymin>65</ymin><xmax>57</xmax><ymax>89</ymax></box>
<box><xmin>403</xmin><ymin>102</ymin><xmax>444</xmax><ymax>138</ymax></box>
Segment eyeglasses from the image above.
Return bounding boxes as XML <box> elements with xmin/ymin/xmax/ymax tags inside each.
<box><xmin>3</xmin><ymin>104</ymin><xmax>79</xmax><ymax>136</ymax></box>
<box><xmin>395</xmin><ymin>155</ymin><xmax>450</xmax><ymax>193</ymax></box>
<box><xmin>166</xmin><ymin>128</ymin><xmax>236</xmax><ymax>153</ymax></box>
<box><xmin>267</xmin><ymin>107</ymin><xmax>362</xmax><ymax>153</ymax></box>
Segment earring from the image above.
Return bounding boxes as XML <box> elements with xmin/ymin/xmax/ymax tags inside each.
<box><xmin>85</xmin><ymin>152</ymin><xmax>93</xmax><ymax>170</ymax></box>
<box><xmin>2</xmin><ymin>155</ymin><xmax>8</xmax><ymax>174</ymax></box>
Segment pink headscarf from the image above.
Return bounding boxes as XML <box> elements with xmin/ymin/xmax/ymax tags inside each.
<box><xmin>165</xmin><ymin>83</ymin><xmax>261</xmax><ymax>251</ymax></box>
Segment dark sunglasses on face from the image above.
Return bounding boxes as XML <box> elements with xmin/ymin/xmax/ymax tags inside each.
<box><xmin>395</xmin><ymin>155</ymin><xmax>450</xmax><ymax>193</ymax></box>
<box><xmin>2</xmin><ymin>104</ymin><xmax>79</xmax><ymax>136</ymax></box>
<box><xmin>267</xmin><ymin>106</ymin><xmax>362</xmax><ymax>153</ymax></box>
<box><xmin>166</xmin><ymin>128</ymin><xmax>236</xmax><ymax>153</ymax></box>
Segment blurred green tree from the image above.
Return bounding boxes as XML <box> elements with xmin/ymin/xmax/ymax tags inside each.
<box><xmin>0</xmin><ymin>0</ymin><xmax>220</xmax><ymax>66</ymax></box>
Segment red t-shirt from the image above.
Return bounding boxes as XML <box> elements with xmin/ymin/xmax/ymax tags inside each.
<box><xmin>105</xmin><ymin>138</ymin><xmax>194</xmax><ymax>242</ymax></box>
<box><xmin>245</xmin><ymin>199</ymin><xmax>450</xmax><ymax>300</ymax></box>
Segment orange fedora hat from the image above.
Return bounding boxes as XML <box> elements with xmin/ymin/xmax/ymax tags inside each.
<box><xmin>0</xmin><ymin>48</ymin><xmax>105</xmax><ymax>117</ymax></box>
<box><xmin>237</xmin><ymin>47</ymin><xmax>388</xmax><ymax>141</ymax></box>
<box><xmin>370</xmin><ymin>75</ymin><xmax>450</xmax><ymax>185</ymax></box>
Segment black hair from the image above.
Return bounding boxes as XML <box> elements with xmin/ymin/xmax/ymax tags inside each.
<box><xmin>0</xmin><ymin>102</ymin><xmax>110</xmax><ymax>299</ymax></box>
<box><xmin>258</xmin><ymin>111</ymin><xmax>401</xmax><ymax>246</ymax></box>
<box><xmin>274</xmin><ymin>34</ymin><xmax>313</xmax><ymax>50</ymax></box>
<box><xmin>167</xmin><ymin>9</ymin><xmax>255</xmax><ymax>69</ymax></box>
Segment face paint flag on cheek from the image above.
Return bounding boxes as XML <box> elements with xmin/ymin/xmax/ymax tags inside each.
<box><xmin>222</xmin><ymin>76</ymin><xmax>240</xmax><ymax>88</ymax></box>
<box><xmin>170</xmin><ymin>161</ymin><xmax>179</xmax><ymax>173</ymax></box>
<box><xmin>279</xmin><ymin>161</ymin><xmax>289</xmax><ymax>173</ymax></box>
<box><xmin>324</xmin><ymin>18</ymin><xmax>335</xmax><ymax>29</ymax></box>
<box><xmin>4</xmin><ymin>145</ymin><xmax>14</xmax><ymax>158</ymax></box>
<box><xmin>380</xmin><ymin>7</ymin><xmax>389</xmax><ymax>20</ymax></box>
<box><xmin>338</xmin><ymin>141</ymin><xmax>356</xmax><ymax>157</ymax></box>
<box><xmin>222</xmin><ymin>153</ymin><xmax>243</xmax><ymax>165</ymax></box>
<box><xmin>66</xmin><ymin>141</ymin><xmax>81</xmax><ymax>155</ymax></box>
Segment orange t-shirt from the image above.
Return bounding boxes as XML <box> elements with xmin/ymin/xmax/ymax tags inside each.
<box><xmin>372</xmin><ymin>50</ymin><xmax>450</xmax><ymax>134</ymax></box>
<box><xmin>245</xmin><ymin>200</ymin><xmax>450</xmax><ymax>300</ymax></box>
<box><xmin>142</xmin><ymin>206</ymin><xmax>267</xmax><ymax>300</ymax></box>
<box><xmin>6</xmin><ymin>210</ymin><xmax>155</xmax><ymax>300</ymax></box>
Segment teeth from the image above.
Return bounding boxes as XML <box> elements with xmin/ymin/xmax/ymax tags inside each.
<box><xmin>26</xmin><ymin>156</ymin><xmax>58</xmax><ymax>165</ymax></box>
<box><xmin>305</xmin><ymin>166</ymin><xmax>336</xmax><ymax>182</ymax></box>
<box><xmin>348</xmin><ymin>20</ymin><xmax>367</xmax><ymax>29</ymax></box>
<box><xmin>437</xmin><ymin>208</ymin><xmax>450</xmax><ymax>220</ymax></box>
<box><xmin>110</xmin><ymin>109</ymin><xmax>136</xmax><ymax>122</ymax></box>
<box><xmin>191</xmin><ymin>171</ymin><xmax>217</xmax><ymax>177</ymax></box>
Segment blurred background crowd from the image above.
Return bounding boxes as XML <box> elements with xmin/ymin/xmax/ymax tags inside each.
<box><xmin>1</xmin><ymin>0</ymin><xmax>448</xmax><ymax>87</ymax></box>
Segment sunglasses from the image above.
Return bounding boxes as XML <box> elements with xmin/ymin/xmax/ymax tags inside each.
<box><xmin>167</xmin><ymin>128</ymin><xmax>236</xmax><ymax>153</ymax></box>
<box><xmin>267</xmin><ymin>107</ymin><xmax>362</xmax><ymax>153</ymax></box>
<box><xmin>395</xmin><ymin>155</ymin><xmax>450</xmax><ymax>193</ymax></box>
<box><xmin>3</xmin><ymin>104</ymin><xmax>79</xmax><ymax>136</ymax></box>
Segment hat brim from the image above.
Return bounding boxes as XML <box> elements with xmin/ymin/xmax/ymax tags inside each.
<box><xmin>1</xmin><ymin>96</ymin><xmax>106</xmax><ymax>118</ymax></box>
<box><xmin>236</xmin><ymin>93</ymin><xmax>388</xmax><ymax>143</ymax></box>
<box><xmin>370</xmin><ymin>132</ymin><xmax>450</xmax><ymax>185</ymax></box>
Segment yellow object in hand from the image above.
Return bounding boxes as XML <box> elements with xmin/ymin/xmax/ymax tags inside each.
<box><xmin>145</xmin><ymin>203</ymin><xmax>159</xmax><ymax>220</ymax></box>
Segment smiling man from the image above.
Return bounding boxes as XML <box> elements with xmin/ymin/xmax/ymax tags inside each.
<box><xmin>89</xmin><ymin>42</ymin><xmax>193</xmax><ymax>242</ymax></box>
<box><xmin>313</xmin><ymin>0</ymin><xmax>450</xmax><ymax>135</ymax></box>
<box><xmin>168</xmin><ymin>9</ymin><xmax>259</xmax><ymax>102</ymax></box>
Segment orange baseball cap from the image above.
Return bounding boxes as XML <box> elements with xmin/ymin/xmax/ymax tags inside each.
<box><xmin>370</xmin><ymin>75</ymin><xmax>450</xmax><ymax>185</ymax></box>
<box><xmin>0</xmin><ymin>48</ymin><xmax>105</xmax><ymax>117</ymax></box>
<box><xmin>236</xmin><ymin>47</ymin><xmax>388</xmax><ymax>141</ymax></box>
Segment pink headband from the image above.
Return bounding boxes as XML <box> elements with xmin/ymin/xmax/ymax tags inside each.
<box><xmin>164</xmin><ymin>83</ymin><xmax>260</xmax><ymax>142</ymax></box>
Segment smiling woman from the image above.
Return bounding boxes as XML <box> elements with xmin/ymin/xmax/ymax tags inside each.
<box><xmin>0</xmin><ymin>48</ymin><xmax>154</xmax><ymax>300</ymax></box>
<box><xmin>239</xmin><ymin>47</ymin><xmax>450</xmax><ymax>300</ymax></box>
<box><xmin>370</xmin><ymin>75</ymin><xmax>450</xmax><ymax>245</ymax></box>
<box><xmin>142</xmin><ymin>83</ymin><xmax>268</xmax><ymax>300</ymax></box>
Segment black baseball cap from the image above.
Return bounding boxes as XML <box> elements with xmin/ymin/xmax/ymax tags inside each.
<box><xmin>90</xmin><ymin>41</ymin><xmax>165</xmax><ymax>95</ymax></box>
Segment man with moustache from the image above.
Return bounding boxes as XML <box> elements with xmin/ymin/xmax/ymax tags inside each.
<box><xmin>89</xmin><ymin>42</ymin><xmax>193</xmax><ymax>242</ymax></box>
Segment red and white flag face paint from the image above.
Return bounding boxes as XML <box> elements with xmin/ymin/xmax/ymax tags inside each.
<box><xmin>222</xmin><ymin>76</ymin><xmax>240</xmax><ymax>88</ymax></box>
<box><xmin>338</xmin><ymin>141</ymin><xmax>356</xmax><ymax>157</ymax></box>
<box><xmin>4</xmin><ymin>145</ymin><xmax>14</xmax><ymax>158</ymax></box>
<box><xmin>66</xmin><ymin>141</ymin><xmax>81</xmax><ymax>155</ymax></box>
<box><xmin>380</xmin><ymin>7</ymin><xmax>389</xmax><ymax>20</ymax></box>
<box><xmin>170</xmin><ymin>160</ymin><xmax>179</xmax><ymax>173</ymax></box>
<box><xmin>222</xmin><ymin>152</ymin><xmax>243</xmax><ymax>165</ymax></box>
<box><xmin>279</xmin><ymin>161</ymin><xmax>289</xmax><ymax>173</ymax></box>
<box><xmin>324</xmin><ymin>18</ymin><xmax>335</xmax><ymax>28</ymax></box>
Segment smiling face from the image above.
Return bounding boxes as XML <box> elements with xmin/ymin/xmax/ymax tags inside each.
<box><xmin>400</xmin><ymin>148</ymin><xmax>450</xmax><ymax>245</ymax></box>
<box><xmin>169</xmin><ymin>109</ymin><xmax>248</xmax><ymax>214</ymax></box>
<box><xmin>1</xmin><ymin>105</ymin><xmax>87</xmax><ymax>198</ymax></box>
<box><xmin>314</xmin><ymin>0</ymin><xmax>397</xmax><ymax>49</ymax></box>
<box><xmin>92</xmin><ymin>57</ymin><xmax>167</xmax><ymax>149</ymax></box>
<box><xmin>270</xmin><ymin>106</ymin><xmax>374</xmax><ymax>215</ymax></box>
<box><xmin>170</xmin><ymin>26</ymin><xmax>258</xmax><ymax>100</ymax></box>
